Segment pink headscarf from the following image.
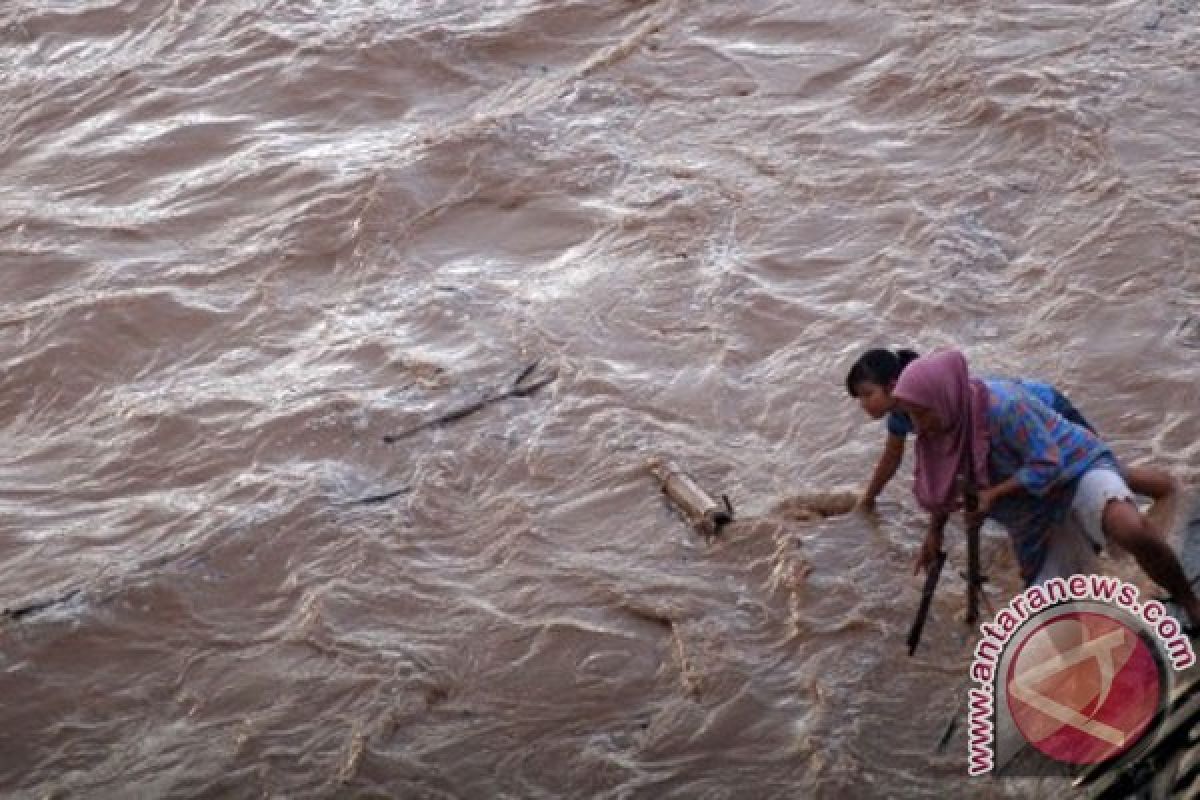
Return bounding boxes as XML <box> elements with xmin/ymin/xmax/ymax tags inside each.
<box><xmin>891</xmin><ymin>349</ymin><xmax>991</xmax><ymax>513</ymax></box>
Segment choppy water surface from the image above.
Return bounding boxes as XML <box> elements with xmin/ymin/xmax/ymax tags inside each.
<box><xmin>3</xmin><ymin>1</ymin><xmax>1199</xmax><ymax>797</ymax></box>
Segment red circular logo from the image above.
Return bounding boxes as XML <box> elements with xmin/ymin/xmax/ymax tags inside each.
<box><xmin>1006</xmin><ymin>611</ymin><xmax>1161</xmax><ymax>765</ymax></box>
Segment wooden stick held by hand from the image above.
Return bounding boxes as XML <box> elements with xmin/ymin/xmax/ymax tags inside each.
<box><xmin>908</xmin><ymin>549</ymin><xmax>947</xmax><ymax>656</ymax></box>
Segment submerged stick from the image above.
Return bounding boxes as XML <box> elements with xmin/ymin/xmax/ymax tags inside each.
<box><xmin>343</xmin><ymin>487</ymin><xmax>411</xmax><ymax>506</ymax></box>
<box><xmin>382</xmin><ymin>361</ymin><xmax>556</xmax><ymax>443</ymax></box>
<box><xmin>935</xmin><ymin>713</ymin><xmax>958</xmax><ymax>753</ymax></box>
<box><xmin>2</xmin><ymin>588</ymin><xmax>81</xmax><ymax>622</ymax></box>
<box><xmin>935</xmin><ymin>683</ymin><xmax>969</xmax><ymax>752</ymax></box>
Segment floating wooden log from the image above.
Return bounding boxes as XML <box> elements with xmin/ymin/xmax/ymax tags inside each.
<box><xmin>646</xmin><ymin>457</ymin><xmax>732</xmax><ymax>537</ymax></box>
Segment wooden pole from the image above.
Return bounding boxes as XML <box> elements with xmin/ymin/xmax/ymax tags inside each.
<box><xmin>961</xmin><ymin>474</ymin><xmax>983</xmax><ymax>627</ymax></box>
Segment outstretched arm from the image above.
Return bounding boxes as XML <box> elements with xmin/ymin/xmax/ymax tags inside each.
<box><xmin>862</xmin><ymin>434</ymin><xmax>905</xmax><ymax>509</ymax></box>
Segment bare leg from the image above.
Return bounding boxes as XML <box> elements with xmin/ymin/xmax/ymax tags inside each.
<box><xmin>1103</xmin><ymin>499</ymin><xmax>1200</xmax><ymax>627</ymax></box>
<box><xmin>1123</xmin><ymin>464</ymin><xmax>1180</xmax><ymax>540</ymax></box>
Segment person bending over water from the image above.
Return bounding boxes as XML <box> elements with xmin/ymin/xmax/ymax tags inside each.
<box><xmin>845</xmin><ymin>348</ymin><xmax>1179</xmax><ymax>535</ymax></box>
<box><xmin>891</xmin><ymin>349</ymin><xmax>1200</xmax><ymax>629</ymax></box>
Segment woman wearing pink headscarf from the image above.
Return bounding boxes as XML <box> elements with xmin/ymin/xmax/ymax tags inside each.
<box><xmin>892</xmin><ymin>349</ymin><xmax>1200</xmax><ymax>629</ymax></box>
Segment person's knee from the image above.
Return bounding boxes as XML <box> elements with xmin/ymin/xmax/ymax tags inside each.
<box><xmin>1123</xmin><ymin>465</ymin><xmax>1178</xmax><ymax>501</ymax></box>
<box><xmin>1101</xmin><ymin>498</ymin><xmax>1152</xmax><ymax>549</ymax></box>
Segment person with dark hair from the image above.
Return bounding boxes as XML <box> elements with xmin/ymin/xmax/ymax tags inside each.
<box><xmin>845</xmin><ymin>348</ymin><xmax>1179</xmax><ymax>528</ymax></box>
<box><xmin>844</xmin><ymin>348</ymin><xmax>920</xmax><ymax>510</ymax></box>
<box><xmin>892</xmin><ymin>349</ymin><xmax>1200</xmax><ymax>629</ymax></box>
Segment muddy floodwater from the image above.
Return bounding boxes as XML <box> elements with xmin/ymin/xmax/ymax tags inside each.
<box><xmin>3</xmin><ymin>1</ymin><xmax>1200</xmax><ymax>797</ymax></box>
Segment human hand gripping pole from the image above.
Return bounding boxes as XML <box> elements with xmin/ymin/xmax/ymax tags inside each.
<box><xmin>907</xmin><ymin>473</ymin><xmax>984</xmax><ymax>656</ymax></box>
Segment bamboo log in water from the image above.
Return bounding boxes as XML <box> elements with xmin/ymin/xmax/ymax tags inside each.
<box><xmin>646</xmin><ymin>458</ymin><xmax>732</xmax><ymax>537</ymax></box>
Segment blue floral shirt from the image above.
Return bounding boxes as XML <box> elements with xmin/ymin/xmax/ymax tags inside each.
<box><xmin>981</xmin><ymin>379</ymin><xmax>1114</xmax><ymax>582</ymax></box>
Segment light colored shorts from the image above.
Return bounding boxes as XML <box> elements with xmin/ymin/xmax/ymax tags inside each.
<box><xmin>1032</xmin><ymin>468</ymin><xmax>1135</xmax><ymax>586</ymax></box>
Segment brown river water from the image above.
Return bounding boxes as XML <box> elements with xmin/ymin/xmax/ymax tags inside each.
<box><xmin>2</xmin><ymin>1</ymin><xmax>1199</xmax><ymax>797</ymax></box>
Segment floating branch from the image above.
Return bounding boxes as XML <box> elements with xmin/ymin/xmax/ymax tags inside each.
<box><xmin>338</xmin><ymin>487</ymin><xmax>411</xmax><ymax>506</ymax></box>
<box><xmin>2</xmin><ymin>588</ymin><xmax>81</xmax><ymax>622</ymax></box>
<box><xmin>382</xmin><ymin>360</ymin><xmax>557</xmax><ymax>442</ymax></box>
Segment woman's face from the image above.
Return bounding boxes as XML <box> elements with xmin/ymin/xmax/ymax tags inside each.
<box><xmin>855</xmin><ymin>381</ymin><xmax>895</xmax><ymax>419</ymax></box>
<box><xmin>895</xmin><ymin>398</ymin><xmax>947</xmax><ymax>435</ymax></box>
